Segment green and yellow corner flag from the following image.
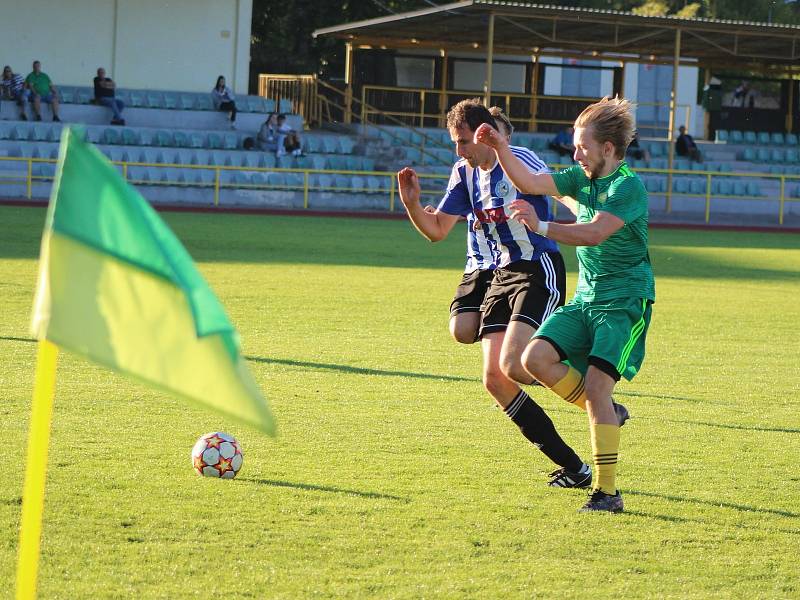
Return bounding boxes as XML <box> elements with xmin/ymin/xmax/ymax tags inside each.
<box><xmin>17</xmin><ymin>128</ymin><xmax>274</xmax><ymax>599</ymax></box>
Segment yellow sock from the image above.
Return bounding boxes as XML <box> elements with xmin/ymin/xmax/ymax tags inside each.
<box><xmin>550</xmin><ymin>367</ymin><xmax>587</xmax><ymax>410</ymax></box>
<box><xmin>591</xmin><ymin>423</ymin><xmax>620</xmax><ymax>495</ymax></box>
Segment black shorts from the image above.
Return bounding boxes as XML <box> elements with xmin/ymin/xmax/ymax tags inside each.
<box><xmin>479</xmin><ymin>253</ymin><xmax>566</xmax><ymax>337</ymax></box>
<box><xmin>449</xmin><ymin>269</ymin><xmax>495</xmax><ymax>317</ymax></box>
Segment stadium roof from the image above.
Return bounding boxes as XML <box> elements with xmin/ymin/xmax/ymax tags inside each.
<box><xmin>313</xmin><ymin>0</ymin><xmax>800</xmax><ymax>72</ymax></box>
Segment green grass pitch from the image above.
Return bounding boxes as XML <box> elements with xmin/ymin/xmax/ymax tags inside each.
<box><xmin>1</xmin><ymin>205</ymin><xmax>799</xmax><ymax>598</ymax></box>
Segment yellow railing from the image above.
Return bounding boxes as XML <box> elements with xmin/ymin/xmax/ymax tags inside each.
<box><xmin>258</xmin><ymin>74</ymin><xmax>320</xmax><ymax>128</ymax></box>
<box><xmin>360</xmin><ymin>84</ymin><xmax>692</xmax><ymax>138</ymax></box>
<box><xmin>1</xmin><ymin>156</ymin><xmax>798</xmax><ymax>225</ymax></box>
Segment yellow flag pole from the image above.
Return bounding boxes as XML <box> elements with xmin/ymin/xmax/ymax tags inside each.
<box><xmin>16</xmin><ymin>340</ymin><xmax>59</xmax><ymax>600</ymax></box>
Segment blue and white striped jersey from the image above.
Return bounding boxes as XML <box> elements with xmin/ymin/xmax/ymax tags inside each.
<box><xmin>437</xmin><ymin>146</ymin><xmax>559</xmax><ymax>269</ymax></box>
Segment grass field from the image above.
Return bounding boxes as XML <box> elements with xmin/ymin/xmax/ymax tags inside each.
<box><xmin>1</xmin><ymin>204</ymin><xmax>799</xmax><ymax>599</ymax></box>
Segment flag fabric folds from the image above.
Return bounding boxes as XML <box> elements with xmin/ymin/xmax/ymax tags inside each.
<box><xmin>30</xmin><ymin>128</ymin><xmax>275</xmax><ymax>435</ymax></box>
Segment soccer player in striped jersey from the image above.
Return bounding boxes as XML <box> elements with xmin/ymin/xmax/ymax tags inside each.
<box><xmin>475</xmin><ymin>97</ymin><xmax>655</xmax><ymax>513</ymax></box>
<box><xmin>397</xmin><ymin>99</ymin><xmax>592</xmax><ymax>489</ymax></box>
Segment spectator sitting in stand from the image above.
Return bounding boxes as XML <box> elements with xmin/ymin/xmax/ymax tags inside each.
<box><xmin>548</xmin><ymin>126</ymin><xmax>574</xmax><ymax>158</ymax></box>
<box><xmin>675</xmin><ymin>125</ymin><xmax>702</xmax><ymax>162</ymax></box>
<box><xmin>277</xmin><ymin>113</ymin><xmax>303</xmax><ymax>157</ymax></box>
<box><xmin>257</xmin><ymin>112</ymin><xmax>279</xmax><ymax>153</ymax></box>
<box><xmin>626</xmin><ymin>133</ymin><xmax>651</xmax><ymax>162</ymax></box>
<box><xmin>24</xmin><ymin>60</ymin><xmax>60</xmax><ymax>122</ymax></box>
<box><xmin>1</xmin><ymin>65</ymin><xmax>27</xmax><ymax>121</ymax></box>
<box><xmin>212</xmin><ymin>76</ymin><xmax>237</xmax><ymax>129</ymax></box>
<box><xmin>94</xmin><ymin>67</ymin><xmax>125</xmax><ymax>125</ymax></box>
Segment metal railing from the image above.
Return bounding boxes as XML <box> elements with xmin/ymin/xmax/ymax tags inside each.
<box><xmin>360</xmin><ymin>84</ymin><xmax>692</xmax><ymax>139</ymax></box>
<box><xmin>1</xmin><ymin>155</ymin><xmax>798</xmax><ymax>225</ymax></box>
<box><xmin>258</xmin><ymin>74</ymin><xmax>321</xmax><ymax>128</ymax></box>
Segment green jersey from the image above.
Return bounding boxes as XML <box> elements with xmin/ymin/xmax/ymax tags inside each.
<box><xmin>551</xmin><ymin>162</ymin><xmax>655</xmax><ymax>303</ymax></box>
<box><xmin>26</xmin><ymin>71</ymin><xmax>52</xmax><ymax>96</ymax></box>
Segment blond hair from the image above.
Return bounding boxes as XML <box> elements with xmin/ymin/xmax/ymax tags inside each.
<box><xmin>574</xmin><ymin>96</ymin><xmax>635</xmax><ymax>159</ymax></box>
<box><xmin>489</xmin><ymin>106</ymin><xmax>514</xmax><ymax>138</ymax></box>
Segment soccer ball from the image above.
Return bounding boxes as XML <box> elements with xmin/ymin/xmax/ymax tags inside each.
<box><xmin>191</xmin><ymin>432</ymin><xmax>243</xmax><ymax>479</ymax></box>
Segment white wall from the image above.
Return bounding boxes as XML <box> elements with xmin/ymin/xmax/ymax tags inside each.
<box><xmin>1</xmin><ymin>0</ymin><xmax>252</xmax><ymax>93</ymax></box>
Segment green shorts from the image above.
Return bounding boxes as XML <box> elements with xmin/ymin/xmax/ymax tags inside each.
<box><xmin>535</xmin><ymin>297</ymin><xmax>652</xmax><ymax>381</ymax></box>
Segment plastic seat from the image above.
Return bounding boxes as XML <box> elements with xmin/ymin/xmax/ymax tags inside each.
<box><xmin>338</xmin><ymin>137</ymin><xmax>356</xmax><ymax>154</ymax></box>
<box><xmin>729</xmin><ymin>130</ymin><xmax>743</xmax><ymax>144</ymax></box>
<box><xmin>264</xmin><ymin>98</ymin><xmax>276</xmax><ymax>113</ymax></box>
<box><xmin>350</xmin><ymin>175</ymin><xmax>366</xmax><ymax>191</ymax></box>
<box><xmin>178</xmin><ymin>94</ymin><xmax>195</xmax><ymax>110</ymax></box>
<box><xmin>189</xmin><ymin>133</ymin><xmax>205</xmax><ymax>148</ymax></box>
<box><xmin>58</xmin><ymin>86</ymin><xmax>75</xmax><ymax>104</ymax></box>
<box><xmin>75</xmin><ymin>88</ymin><xmax>92</xmax><ymax>104</ymax></box>
<box><xmin>757</xmin><ymin>132</ymin><xmax>771</xmax><ymax>145</ymax></box>
<box><xmin>278</xmin><ymin>99</ymin><xmax>292</xmax><ymax>113</ymax></box>
<box><xmin>266</xmin><ymin>172</ymin><xmax>286</xmax><ymax>187</ymax></box>
<box><xmin>756</xmin><ymin>148</ymin><xmax>770</xmax><ymax>162</ymax></box>
<box><xmin>334</xmin><ymin>174</ymin><xmax>350</xmax><ymax>191</ymax></box>
<box><xmin>785</xmin><ymin>149</ymin><xmax>799</xmax><ymax>163</ymax></box>
<box><xmin>733</xmin><ymin>181</ymin><xmax>747</xmax><ymax>196</ymax></box>
<box><xmin>322</xmin><ymin>137</ymin><xmax>339</xmax><ymax>153</ymax></box>
<box><xmin>689</xmin><ymin>179</ymin><xmax>706</xmax><ymax>194</ymax></box>
<box><xmin>173</xmin><ymin>131</ymin><xmax>190</xmax><ymax>147</ymax></box>
<box><xmin>743</xmin><ymin>131</ymin><xmax>757</xmax><ymax>144</ymax></box>
<box><xmin>672</xmin><ymin>178</ymin><xmax>689</xmax><ymax>193</ymax></box>
<box><xmin>129</xmin><ymin>91</ymin><xmax>145</xmax><ymax>108</ymax></box>
<box><xmin>240</xmin><ymin>153</ymin><xmax>260</xmax><ymax>168</ymax></box>
<box><xmin>715</xmin><ymin>130</ymin><xmax>728</xmax><ymax>143</ymax></box>
<box><xmin>326</xmin><ymin>155</ymin><xmax>347</xmax><ymax>170</ymax></box>
<box><xmin>103</xmin><ymin>128</ymin><xmax>121</xmax><ymax>145</ymax></box>
<box><xmin>770</xmin><ymin>149</ymin><xmax>785</xmax><ymax>163</ymax></box>
<box><xmin>786</xmin><ymin>133</ymin><xmax>798</xmax><ymax>146</ymax></box>
<box><xmin>222</xmin><ymin>134</ymin><xmax>238</xmax><ymax>150</ymax></box>
<box><xmin>741</xmin><ymin>148</ymin><xmax>756</xmax><ymax>161</ymax></box>
<box><xmin>146</xmin><ymin>92</ymin><xmax>164</xmax><ymax>109</ymax></box>
<box><xmin>163</xmin><ymin>92</ymin><xmax>179</xmax><ymax>110</ymax></box>
<box><xmin>275</xmin><ymin>155</ymin><xmax>292</xmax><ymax>169</ymax></box>
<box><xmin>121</xmin><ymin>128</ymin><xmax>140</xmax><ymax>145</ymax></box>
<box><xmin>32</xmin><ymin>123</ymin><xmax>53</xmax><ymax>142</ymax></box>
<box><xmin>746</xmin><ymin>181</ymin><xmax>762</xmax><ymax>196</ymax></box>
<box><xmin>311</xmin><ymin>173</ymin><xmax>333</xmax><ymax>190</ymax></box>
<box><xmin>195</xmin><ymin>95</ymin><xmax>213</xmax><ymax>110</ymax></box>
<box><xmin>207</xmin><ymin>133</ymin><xmax>223</xmax><ymax>150</ymax></box>
<box><xmin>154</xmin><ymin>130</ymin><xmax>173</xmax><ymax>147</ymax></box>
<box><xmin>261</xmin><ymin>154</ymin><xmax>276</xmax><ymax>169</ymax></box>
<box><xmin>718</xmin><ymin>179</ymin><xmax>733</xmax><ymax>195</ymax></box>
<box><xmin>361</xmin><ymin>157</ymin><xmax>376</xmax><ymax>171</ymax></box>
<box><xmin>771</xmin><ymin>133</ymin><xmax>785</xmax><ymax>145</ymax></box>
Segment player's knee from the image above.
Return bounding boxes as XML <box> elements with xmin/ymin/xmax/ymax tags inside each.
<box><xmin>522</xmin><ymin>341</ymin><xmax>550</xmax><ymax>379</ymax></box>
<box><xmin>500</xmin><ymin>355</ymin><xmax>529</xmax><ymax>385</ymax></box>
<box><xmin>450</xmin><ymin>324</ymin><xmax>477</xmax><ymax>344</ymax></box>
<box><xmin>482</xmin><ymin>365</ymin><xmax>509</xmax><ymax>398</ymax></box>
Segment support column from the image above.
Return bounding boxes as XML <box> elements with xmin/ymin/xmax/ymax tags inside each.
<box><xmin>529</xmin><ymin>55</ymin><xmax>540</xmax><ymax>131</ymax></box>
<box><xmin>344</xmin><ymin>41</ymin><xmax>354</xmax><ymax>124</ymax></box>
<box><xmin>703</xmin><ymin>68</ymin><xmax>711</xmax><ymax>140</ymax></box>
<box><xmin>438</xmin><ymin>49</ymin><xmax>449</xmax><ymax>128</ymax></box>
<box><xmin>666</xmin><ymin>28</ymin><xmax>681</xmax><ymax>214</ymax></box>
<box><xmin>484</xmin><ymin>13</ymin><xmax>495</xmax><ymax>105</ymax></box>
<box><xmin>786</xmin><ymin>77</ymin><xmax>795</xmax><ymax>134</ymax></box>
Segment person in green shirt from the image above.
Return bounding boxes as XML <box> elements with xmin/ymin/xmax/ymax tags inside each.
<box><xmin>24</xmin><ymin>60</ymin><xmax>61</xmax><ymax>122</ymax></box>
<box><xmin>474</xmin><ymin>97</ymin><xmax>655</xmax><ymax>513</ymax></box>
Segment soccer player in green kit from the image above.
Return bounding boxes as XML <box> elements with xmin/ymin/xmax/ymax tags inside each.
<box><xmin>474</xmin><ymin>97</ymin><xmax>655</xmax><ymax>513</ymax></box>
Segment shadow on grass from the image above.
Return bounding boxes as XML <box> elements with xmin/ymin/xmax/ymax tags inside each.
<box><xmin>625</xmin><ymin>489</ymin><xmax>800</xmax><ymax>519</ymax></box>
<box><xmin>245</xmin><ymin>355</ymin><xmax>478</xmax><ymax>383</ymax></box>
<box><xmin>614</xmin><ymin>389</ymin><xmax>703</xmax><ymax>403</ymax></box>
<box><xmin>237</xmin><ymin>477</ymin><xmax>408</xmax><ymax>502</ymax></box>
<box><xmin>0</xmin><ymin>335</ymin><xmax>35</xmax><ymax>344</ymax></box>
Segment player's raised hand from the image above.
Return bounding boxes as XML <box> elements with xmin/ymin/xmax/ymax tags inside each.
<box><xmin>509</xmin><ymin>199</ymin><xmax>540</xmax><ymax>231</ymax></box>
<box><xmin>397</xmin><ymin>167</ymin><xmax>421</xmax><ymax>207</ymax></box>
<box><xmin>474</xmin><ymin>123</ymin><xmax>505</xmax><ymax>149</ymax></box>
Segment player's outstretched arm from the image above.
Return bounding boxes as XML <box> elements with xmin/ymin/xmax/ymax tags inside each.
<box><xmin>474</xmin><ymin>124</ymin><xmax>559</xmax><ymax>197</ymax></box>
<box><xmin>509</xmin><ymin>199</ymin><xmax>624</xmax><ymax>247</ymax></box>
<box><xmin>397</xmin><ymin>167</ymin><xmax>459</xmax><ymax>242</ymax></box>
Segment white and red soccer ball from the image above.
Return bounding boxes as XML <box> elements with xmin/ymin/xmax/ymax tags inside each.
<box><xmin>191</xmin><ymin>432</ymin><xmax>243</xmax><ymax>479</ymax></box>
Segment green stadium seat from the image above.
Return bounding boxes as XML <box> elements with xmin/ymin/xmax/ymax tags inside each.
<box><xmin>743</xmin><ymin>131</ymin><xmax>757</xmax><ymax>144</ymax></box>
<box><xmin>146</xmin><ymin>92</ymin><xmax>164</xmax><ymax>108</ymax></box>
<box><xmin>689</xmin><ymin>179</ymin><xmax>706</xmax><ymax>194</ymax></box>
<box><xmin>163</xmin><ymin>92</ymin><xmax>179</xmax><ymax>109</ymax></box>
<box><xmin>757</xmin><ymin>132</ymin><xmax>771</xmax><ymax>145</ymax></box>
<box><xmin>189</xmin><ymin>133</ymin><xmax>205</xmax><ymax>149</ymax></box>
<box><xmin>173</xmin><ymin>131</ymin><xmax>190</xmax><ymax>147</ymax></box>
<box><xmin>103</xmin><ymin>128</ymin><xmax>121</xmax><ymax>145</ymax></box>
<box><xmin>207</xmin><ymin>133</ymin><xmax>223</xmax><ymax>149</ymax></box>
<box><xmin>741</xmin><ymin>147</ymin><xmax>756</xmax><ymax>161</ymax></box>
<box><xmin>121</xmin><ymin>128</ymin><xmax>140</xmax><ymax>145</ymax></box>
<box><xmin>154</xmin><ymin>130</ymin><xmax>173</xmax><ymax>147</ymax></box>
<box><xmin>729</xmin><ymin>130</ymin><xmax>743</xmax><ymax>144</ymax></box>
<box><xmin>770</xmin><ymin>149</ymin><xmax>785</xmax><ymax>163</ymax></box>
<box><xmin>771</xmin><ymin>132</ymin><xmax>785</xmax><ymax>145</ymax></box>
<box><xmin>785</xmin><ymin>148</ymin><xmax>799</xmax><ymax>162</ymax></box>
<box><xmin>786</xmin><ymin>133</ymin><xmax>798</xmax><ymax>146</ymax></box>
<box><xmin>673</xmin><ymin>178</ymin><xmax>689</xmax><ymax>193</ymax></box>
<box><xmin>222</xmin><ymin>134</ymin><xmax>238</xmax><ymax>150</ymax></box>
<box><xmin>756</xmin><ymin>148</ymin><xmax>770</xmax><ymax>162</ymax></box>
